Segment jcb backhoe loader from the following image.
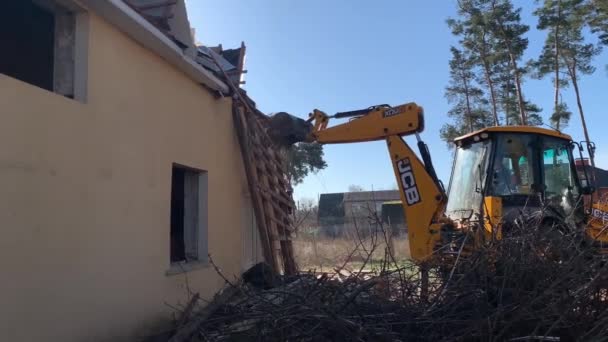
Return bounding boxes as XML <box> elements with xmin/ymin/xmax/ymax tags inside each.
<box><xmin>269</xmin><ymin>102</ymin><xmax>607</xmax><ymax>266</ymax></box>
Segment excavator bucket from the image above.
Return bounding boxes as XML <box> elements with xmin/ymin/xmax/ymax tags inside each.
<box><xmin>267</xmin><ymin>112</ymin><xmax>314</xmax><ymax>146</ymax></box>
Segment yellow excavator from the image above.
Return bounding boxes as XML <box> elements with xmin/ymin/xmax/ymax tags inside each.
<box><xmin>269</xmin><ymin>102</ymin><xmax>608</xmax><ymax>266</ymax></box>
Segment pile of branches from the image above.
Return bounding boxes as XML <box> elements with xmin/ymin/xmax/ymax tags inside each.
<box><xmin>152</xmin><ymin>214</ymin><xmax>608</xmax><ymax>342</ymax></box>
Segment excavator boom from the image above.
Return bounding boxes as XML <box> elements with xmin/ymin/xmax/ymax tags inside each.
<box><xmin>269</xmin><ymin>100</ymin><xmax>602</xmax><ymax>269</ymax></box>
<box><xmin>308</xmin><ymin>103</ymin><xmax>424</xmax><ymax>143</ymax></box>
<box><xmin>271</xmin><ymin>103</ymin><xmax>448</xmax><ymax>261</ymax></box>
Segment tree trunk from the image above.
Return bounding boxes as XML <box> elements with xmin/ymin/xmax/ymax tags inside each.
<box><xmin>504</xmin><ymin>75</ymin><xmax>512</xmax><ymax>126</ymax></box>
<box><xmin>554</xmin><ymin>0</ymin><xmax>561</xmax><ymax>129</ymax></box>
<box><xmin>461</xmin><ymin>66</ymin><xmax>474</xmax><ymax>132</ymax></box>
<box><xmin>483</xmin><ymin>60</ymin><xmax>500</xmax><ymax>126</ymax></box>
<box><xmin>480</xmin><ymin>31</ymin><xmax>499</xmax><ymax>126</ymax></box>
<box><xmin>508</xmin><ymin>52</ymin><xmax>527</xmax><ymax>125</ymax></box>
<box><xmin>491</xmin><ymin>0</ymin><xmax>527</xmax><ymax>125</ymax></box>
<box><xmin>568</xmin><ymin>59</ymin><xmax>597</xmax><ymax>176</ymax></box>
<box><xmin>464</xmin><ymin>85</ymin><xmax>474</xmax><ymax>132</ymax></box>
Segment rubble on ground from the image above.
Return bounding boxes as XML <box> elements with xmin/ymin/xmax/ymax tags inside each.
<box><xmin>148</xmin><ymin>217</ymin><xmax>608</xmax><ymax>342</ymax></box>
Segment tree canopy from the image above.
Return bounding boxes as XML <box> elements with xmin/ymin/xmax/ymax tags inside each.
<box><xmin>284</xmin><ymin>142</ymin><xmax>327</xmax><ymax>186</ymax></box>
<box><xmin>442</xmin><ymin>0</ymin><xmax>603</xmax><ymax>147</ymax></box>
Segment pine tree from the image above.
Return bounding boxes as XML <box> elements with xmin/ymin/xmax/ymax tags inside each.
<box><xmin>441</xmin><ymin>47</ymin><xmax>493</xmax><ymax>145</ymax></box>
<box><xmin>584</xmin><ymin>0</ymin><xmax>608</xmax><ymax>77</ymax></box>
<box><xmin>586</xmin><ymin>0</ymin><xmax>608</xmax><ymax>45</ymax></box>
<box><xmin>496</xmin><ymin>59</ymin><xmax>516</xmax><ymax>125</ymax></box>
<box><xmin>561</xmin><ymin>27</ymin><xmax>602</xmax><ymax>166</ymax></box>
<box><xmin>448</xmin><ymin>0</ymin><xmax>502</xmax><ymax>125</ymax></box>
<box><xmin>525</xmin><ymin>102</ymin><xmax>544</xmax><ymax>126</ymax></box>
<box><xmin>532</xmin><ymin>0</ymin><xmax>580</xmax><ymax>129</ymax></box>
<box><xmin>488</xmin><ymin>0</ymin><xmax>532</xmax><ymax>124</ymax></box>
<box><xmin>533</xmin><ymin>0</ymin><xmax>601</xmax><ymax>166</ymax></box>
<box><xmin>284</xmin><ymin>142</ymin><xmax>327</xmax><ymax>186</ymax></box>
<box><xmin>495</xmin><ymin>57</ymin><xmax>543</xmax><ymax>126</ymax></box>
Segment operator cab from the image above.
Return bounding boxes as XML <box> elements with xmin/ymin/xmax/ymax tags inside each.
<box><xmin>445</xmin><ymin>126</ymin><xmax>589</xmax><ymax>226</ymax></box>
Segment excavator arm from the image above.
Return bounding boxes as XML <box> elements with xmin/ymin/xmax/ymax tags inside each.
<box><xmin>303</xmin><ymin>103</ymin><xmax>448</xmax><ymax>261</ymax></box>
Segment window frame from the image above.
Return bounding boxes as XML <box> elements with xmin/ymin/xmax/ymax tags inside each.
<box><xmin>539</xmin><ymin>136</ymin><xmax>583</xmax><ymax>200</ymax></box>
<box><xmin>166</xmin><ymin>163</ymin><xmax>209</xmax><ymax>276</ymax></box>
<box><xmin>487</xmin><ymin>133</ymin><xmax>540</xmax><ymax>197</ymax></box>
<box><xmin>1</xmin><ymin>0</ymin><xmax>89</xmax><ymax>102</ymax></box>
<box><xmin>485</xmin><ymin>132</ymin><xmax>583</xmax><ymax>201</ymax></box>
<box><xmin>445</xmin><ymin>139</ymin><xmax>492</xmax><ymax>220</ymax></box>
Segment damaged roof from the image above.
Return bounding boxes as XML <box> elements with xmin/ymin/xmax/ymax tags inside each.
<box><xmin>196</xmin><ymin>44</ymin><xmax>246</xmax><ymax>86</ymax></box>
<box><xmin>124</xmin><ymin>0</ymin><xmax>193</xmax><ymax>49</ymax></box>
<box><xmin>123</xmin><ymin>0</ymin><xmax>246</xmax><ymax>87</ymax></box>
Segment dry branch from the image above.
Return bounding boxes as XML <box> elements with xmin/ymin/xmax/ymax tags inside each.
<box><xmin>154</xmin><ymin>209</ymin><xmax>608</xmax><ymax>342</ymax></box>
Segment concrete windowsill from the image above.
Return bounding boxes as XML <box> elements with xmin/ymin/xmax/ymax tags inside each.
<box><xmin>166</xmin><ymin>260</ymin><xmax>209</xmax><ymax>276</ymax></box>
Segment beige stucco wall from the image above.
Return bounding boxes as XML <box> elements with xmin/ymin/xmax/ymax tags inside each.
<box><xmin>0</xmin><ymin>11</ymin><xmax>262</xmax><ymax>342</ymax></box>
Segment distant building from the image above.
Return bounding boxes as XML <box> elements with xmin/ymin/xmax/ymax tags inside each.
<box><xmin>318</xmin><ymin>190</ymin><xmax>405</xmax><ymax>237</ymax></box>
<box><xmin>381</xmin><ymin>201</ymin><xmax>406</xmax><ymax>230</ymax></box>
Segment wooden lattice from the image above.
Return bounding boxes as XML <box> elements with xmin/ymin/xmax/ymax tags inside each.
<box><xmin>231</xmin><ymin>95</ymin><xmax>297</xmax><ymax>275</ymax></box>
<box><xmin>208</xmin><ymin>51</ymin><xmax>297</xmax><ymax>275</ymax></box>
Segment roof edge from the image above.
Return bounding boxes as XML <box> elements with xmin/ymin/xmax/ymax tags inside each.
<box><xmin>453</xmin><ymin>126</ymin><xmax>573</xmax><ymax>143</ymax></box>
<box><xmin>78</xmin><ymin>0</ymin><xmax>229</xmax><ymax>94</ymax></box>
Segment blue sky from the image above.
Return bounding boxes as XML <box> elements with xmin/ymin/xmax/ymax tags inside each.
<box><xmin>185</xmin><ymin>0</ymin><xmax>608</xmax><ymax>202</ymax></box>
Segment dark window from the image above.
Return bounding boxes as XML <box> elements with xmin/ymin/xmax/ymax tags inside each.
<box><xmin>170</xmin><ymin>164</ymin><xmax>208</xmax><ymax>264</ymax></box>
<box><xmin>0</xmin><ymin>0</ymin><xmax>81</xmax><ymax>99</ymax></box>
<box><xmin>490</xmin><ymin>134</ymin><xmax>537</xmax><ymax>196</ymax></box>
<box><xmin>0</xmin><ymin>0</ymin><xmax>56</xmax><ymax>91</ymax></box>
<box><xmin>170</xmin><ymin>167</ymin><xmax>186</xmax><ymax>262</ymax></box>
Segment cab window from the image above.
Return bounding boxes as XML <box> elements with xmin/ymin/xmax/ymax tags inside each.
<box><xmin>490</xmin><ymin>134</ymin><xmax>536</xmax><ymax>196</ymax></box>
<box><xmin>542</xmin><ymin>137</ymin><xmax>579</xmax><ymax>199</ymax></box>
<box><xmin>446</xmin><ymin>140</ymin><xmax>491</xmax><ymax>218</ymax></box>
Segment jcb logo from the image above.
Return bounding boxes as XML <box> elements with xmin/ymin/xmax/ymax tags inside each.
<box><xmin>383</xmin><ymin>107</ymin><xmax>403</xmax><ymax>118</ymax></box>
<box><xmin>592</xmin><ymin>208</ymin><xmax>608</xmax><ymax>221</ymax></box>
<box><xmin>397</xmin><ymin>158</ymin><xmax>421</xmax><ymax>206</ymax></box>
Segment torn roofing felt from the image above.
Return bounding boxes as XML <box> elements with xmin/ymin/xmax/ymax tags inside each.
<box><xmin>196</xmin><ymin>45</ymin><xmax>245</xmax><ymax>86</ymax></box>
<box><xmin>196</xmin><ymin>46</ymin><xmax>235</xmax><ymax>75</ymax></box>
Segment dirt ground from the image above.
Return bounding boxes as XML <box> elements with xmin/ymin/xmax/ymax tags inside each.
<box><xmin>293</xmin><ymin>235</ymin><xmax>411</xmax><ymax>272</ymax></box>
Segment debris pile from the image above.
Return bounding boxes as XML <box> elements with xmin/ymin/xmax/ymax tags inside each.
<box><xmin>162</xmin><ymin>264</ymin><xmax>429</xmax><ymax>342</ymax></box>
<box><xmin>154</xmin><ymin>216</ymin><xmax>608</xmax><ymax>342</ymax></box>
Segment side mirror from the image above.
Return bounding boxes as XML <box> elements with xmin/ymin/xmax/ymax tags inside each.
<box><xmin>582</xmin><ymin>185</ymin><xmax>596</xmax><ymax>195</ymax></box>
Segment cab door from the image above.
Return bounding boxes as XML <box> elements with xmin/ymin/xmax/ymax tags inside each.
<box><xmin>540</xmin><ymin>136</ymin><xmax>583</xmax><ymax>218</ymax></box>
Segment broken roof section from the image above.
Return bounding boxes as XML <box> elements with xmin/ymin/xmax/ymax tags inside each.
<box><xmin>197</xmin><ymin>43</ymin><xmax>246</xmax><ymax>87</ymax></box>
<box><xmin>124</xmin><ymin>0</ymin><xmax>194</xmax><ymax>53</ymax></box>
<box><xmin>123</xmin><ymin>0</ymin><xmax>246</xmax><ymax>88</ymax></box>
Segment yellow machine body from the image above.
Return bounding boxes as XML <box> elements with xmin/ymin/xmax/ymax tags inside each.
<box><xmin>309</xmin><ymin>103</ymin><xmax>424</xmax><ymax>143</ymax></box>
<box><xmin>386</xmin><ymin>135</ymin><xmax>445</xmax><ymax>260</ymax></box>
<box><xmin>307</xmin><ymin>104</ymin><xmax>447</xmax><ymax>261</ymax></box>
<box><xmin>454</xmin><ymin>125</ymin><xmax>573</xmax><ymax>143</ymax></box>
<box><xmin>587</xmin><ymin>202</ymin><xmax>608</xmax><ymax>244</ymax></box>
<box><xmin>300</xmin><ymin>102</ymin><xmax>599</xmax><ymax>263</ymax></box>
<box><xmin>483</xmin><ymin>196</ymin><xmax>503</xmax><ymax>241</ymax></box>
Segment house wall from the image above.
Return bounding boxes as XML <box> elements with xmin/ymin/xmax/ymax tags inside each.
<box><xmin>0</xmin><ymin>11</ymin><xmax>262</xmax><ymax>342</ymax></box>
